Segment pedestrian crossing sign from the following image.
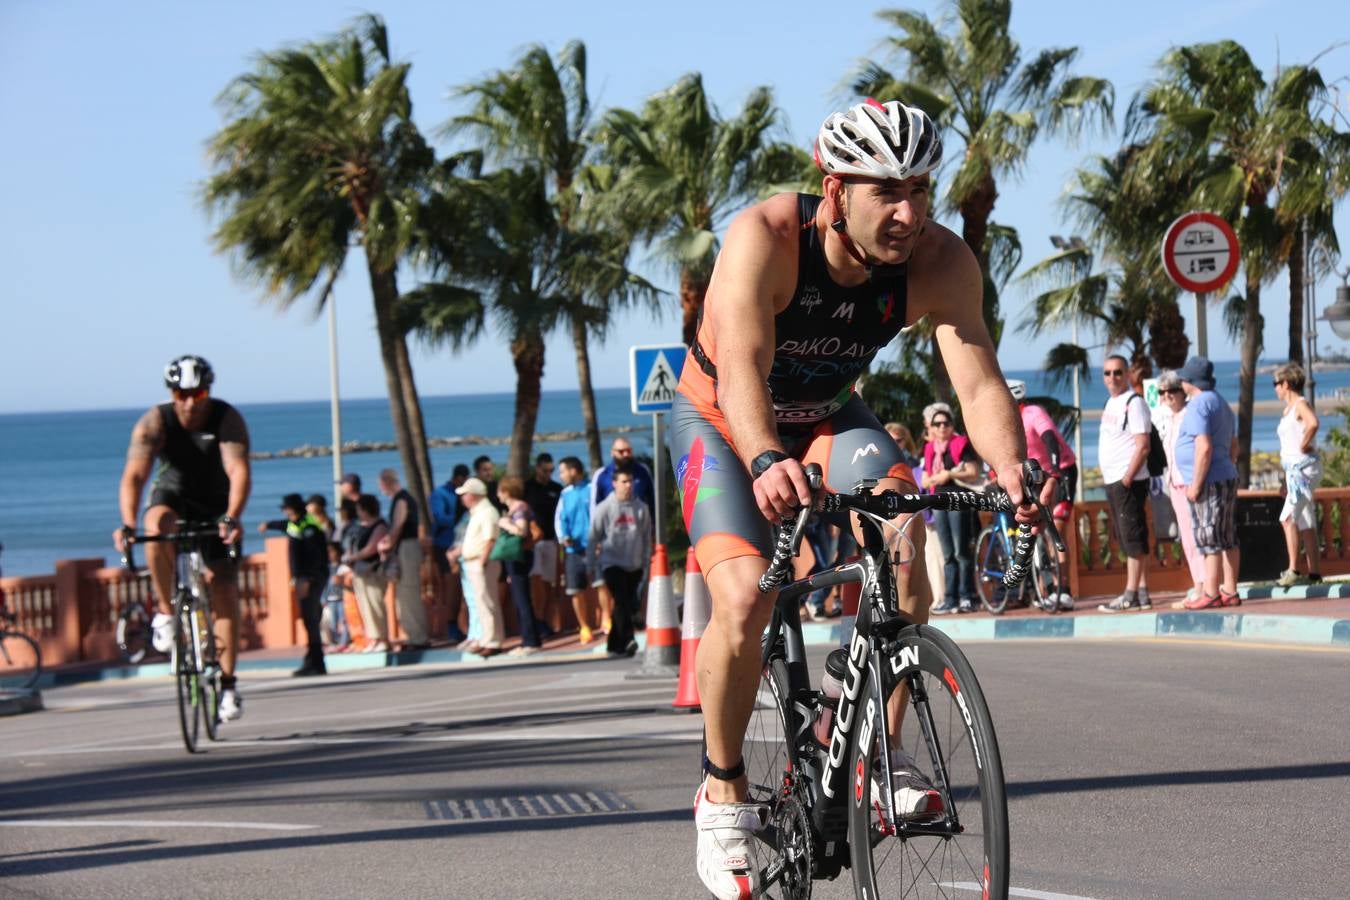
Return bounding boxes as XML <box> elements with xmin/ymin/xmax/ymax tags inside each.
<box><xmin>630</xmin><ymin>344</ymin><xmax>686</xmax><ymax>414</ymax></box>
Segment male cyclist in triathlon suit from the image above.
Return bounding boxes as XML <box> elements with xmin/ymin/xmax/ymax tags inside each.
<box><xmin>113</xmin><ymin>355</ymin><xmax>252</xmax><ymax>721</ymax></box>
<box><xmin>671</xmin><ymin>99</ymin><xmax>1048</xmax><ymax>899</ymax></box>
<box><xmin>1006</xmin><ymin>379</ymin><xmax>1077</xmax><ymax>610</ymax></box>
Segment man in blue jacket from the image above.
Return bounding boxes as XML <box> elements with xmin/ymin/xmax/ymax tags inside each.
<box><xmin>555</xmin><ymin>456</ymin><xmax>600</xmax><ymax>643</ymax></box>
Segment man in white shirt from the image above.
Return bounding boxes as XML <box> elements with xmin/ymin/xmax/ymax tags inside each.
<box><xmin>446</xmin><ymin>477</ymin><xmax>504</xmax><ymax>656</ymax></box>
<box><xmin>1097</xmin><ymin>354</ymin><xmax>1152</xmax><ymax>611</ymax></box>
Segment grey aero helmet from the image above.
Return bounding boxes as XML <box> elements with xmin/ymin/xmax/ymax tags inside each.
<box><xmin>164</xmin><ymin>355</ymin><xmax>215</xmax><ymax>391</ymax></box>
<box><xmin>814</xmin><ymin>98</ymin><xmax>943</xmax><ymax>181</ymax></box>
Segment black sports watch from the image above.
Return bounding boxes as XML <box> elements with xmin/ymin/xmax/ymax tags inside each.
<box><xmin>218</xmin><ymin>515</ymin><xmax>238</xmax><ymax>528</ymax></box>
<box><xmin>750</xmin><ymin>450</ymin><xmax>790</xmax><ymax>480</ymax></box>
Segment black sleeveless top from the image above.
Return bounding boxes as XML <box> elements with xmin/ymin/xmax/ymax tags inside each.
<box><xmin>151</xmin><ymin>399</ymin><xmax>235</xmax><ymax>512</ymax></box>
<box><xmin>761</xmin><ymin>194</ymin><xmax>908</xmax><ymax>426</ymax></box>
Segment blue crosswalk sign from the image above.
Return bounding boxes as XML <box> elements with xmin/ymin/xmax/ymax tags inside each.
<box><xmin>630</xmin><ymin>344</ymin><xmax>686</xmax><ymax>414</ymax></box>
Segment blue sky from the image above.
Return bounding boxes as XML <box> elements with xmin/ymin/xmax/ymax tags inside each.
<box><xmin>1</xmin><ymin>0</ymin><xmax>1346</xmax><ymax>413</ymax></box>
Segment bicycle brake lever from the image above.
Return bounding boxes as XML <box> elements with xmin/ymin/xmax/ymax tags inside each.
<box><xmin>1020</xmin><ymin>460</ymin><xmax>1067</xmax><ymax>553</ymax></box>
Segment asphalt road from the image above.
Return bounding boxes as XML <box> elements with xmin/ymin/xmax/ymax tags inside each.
<box><xmin>2</xmin><ymin>639</ymin><xmax>1348</xmax><ymax>899</ymax></box>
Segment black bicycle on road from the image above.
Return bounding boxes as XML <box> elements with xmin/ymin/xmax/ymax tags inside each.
<box><xmin>121</xmin><ymin>525</ymin><xmax>235</xmax><ymax>753</ymax></box>
<box><xmin>742</xmin><ymin>461</ymin><xmax>1061</xmax><ymax>899</ymax></box>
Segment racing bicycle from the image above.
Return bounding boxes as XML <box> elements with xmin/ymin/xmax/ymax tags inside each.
<box><xmin>974</xmin><ymin>505</ymin><xmax>1063</xmax><ymax>615</ymax></box>
<box><xmin>122</xmin><ymin>525</ymin><xmax>234</xmax><ymax>753</ymax></box>
<box><xmin>0</xmin><ymin>608</ymin><xmax>43</xmax><ymax>691</ymax></box>
<box><xmin>742</xmin><ymin>461</ymin><xmax>1061</xmax><ymax>899</ymax></box>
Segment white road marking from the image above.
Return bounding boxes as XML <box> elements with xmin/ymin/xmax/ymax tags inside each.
<box><xmin>0</xmin><ymin>818</ymin><xmax>317</xmax><ymax>831</ymax></box>
<box><xmin>943</xmin><ymin>883</ymin><xmax>1102</xmax><ymax>900</ymax></box>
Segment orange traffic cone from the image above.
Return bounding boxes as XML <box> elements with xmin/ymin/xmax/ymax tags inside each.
<box><xmin>629</xmin><ymin>544</ymin><xmax>680</xmax><ymax>679</ymax></box>
<box><xmin>672</xmin><ymin>549</ymin><xmax>711</xmax><ymax>711</ymax></box>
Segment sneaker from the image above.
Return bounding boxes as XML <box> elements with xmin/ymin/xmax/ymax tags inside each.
<box><xmin>219</xmin><ymin>688</ymin><xmax>243</xmax><ymax>721</ymax></box>
<box><xmin>507</xmin><ymin>645</ymin><xmax>540</xmax><ymax>657</ymax></box>
<box><xmin>929</xmin><ymin>600</ymin><xmax>959</xmax><ymax>616</ymax></box>
<box><xmin>694</xmin><ymin>781</ymin><xmax>767</xmax><ymax>900</ymax></box>
<box><xmin>873</xmin><ymin>747</ymin><xmax>944</xmax><ymax>820</ymax></box>
<box><xmin>578</xmin><ymin>625</ymin><xmax>594</xmax><ymax>644</ymax></box>
<box><xmin>1097</xmin><ymin>594</ymin><xmax>1139</xmax><ymax>613</ymax></box>
<box><xmin>1058</xmin><ymin>593</ymin><xmax>1075</xmax><ymax>612</ymax></box>
<box><xmin>291</xmin><ymin>663</ymin><xmax>326</xmax><ymax>677</ymax></box>
<box><xmin>807</xmin><ymin>606</ymin><xmax>829</xmax><ymax>622</ymax></box>
<box><xmin>1136</xmin><ymin>591</ymin><xmax>1152</xmax><ymax>610</ymax></box>
<box><xmin>1307</xmin><ymin>572</ymin><xmax>1323</xmax><ymax>584</ymax></box>
<box><xmin>624</xmin><ymin>640</ymin><xmax>639</xmax><ymax>658</ymax></box>
<box><xmin>1276</xmin><ymin>569</ymin><xmax>1302</xmax><ymax>588</ymax></box>
<box><xmin>151</xmin><ymin>612</ymin><xmax>175</xmax><ymax>654</ymax></box>
<box><xmin>957</xmin><ymin>599</ymin><xmax>977</xmax><ymax>614</ymax></box>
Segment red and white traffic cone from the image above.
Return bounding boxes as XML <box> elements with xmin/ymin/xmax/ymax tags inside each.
<box><xmin>629</xmin><ymin>545</ymin><xmax>680</xmax><ymax>679</ymax></box>
<box><xmin>672</xmin><ymin>549</ymin><xmax>710</xmax><ymax>711</ymax></box>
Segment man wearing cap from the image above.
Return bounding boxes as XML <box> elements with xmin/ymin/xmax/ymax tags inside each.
<box><xmin>260</xmin><ymin>494</ymin><xmax>329</xmax><ymax>675</ymax></box>
<box><xmin>446</xmin><ymin>477</ymin><xmax>504</xmax><ymax>656</ymax></box>
<box><xmin>1173</xmin><ymin>356</ymin><xmax>1241</xmax><ymax>608</ymax></box>
<box><xmin>431</xmin><ymin>464</ymin><xmax>471</xmax><ymax>643</ymax></box>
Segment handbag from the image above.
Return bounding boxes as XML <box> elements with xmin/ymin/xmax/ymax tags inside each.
<box><xmin>489</xmin><ymin>531</ymin><xmax>524</xmax><ymax>563</ymax></box>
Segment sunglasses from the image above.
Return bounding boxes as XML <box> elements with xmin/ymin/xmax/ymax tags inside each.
<box><xmin>1160</xmin><ymin>387</ymin><xmax>1183</xmax><ymax>396</ymax></box>
<box><xmin>930</xmin><ymin>419</ymin><xmax>953</xmax><ymax>427</ymax></box>
<box><xmin>1272</xmin><ymin>380</ymin><xmax>1284</xmax><ymax>388</ymax></box>
<box><xmin>173</xmin><ymin>388</ymin><xmax>208</xmax><ymax>401</ymax></box>
<box><xmin>1102</xmin><ymin>369</ymin><xmax>1125</xmax><ymax>377</ymax></box>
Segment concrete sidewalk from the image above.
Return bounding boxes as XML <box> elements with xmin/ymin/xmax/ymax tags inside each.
<box><xmin>17</xmin><ymin>580</ymin><xmax>1350</xmax><ymax>694</ymax></box>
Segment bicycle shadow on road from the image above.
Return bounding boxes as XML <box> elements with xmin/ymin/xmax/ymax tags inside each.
<box><xmin>1004</xmin><ymin>760</ymin><xmax>1350</xmax><ymax>798</ymax></box>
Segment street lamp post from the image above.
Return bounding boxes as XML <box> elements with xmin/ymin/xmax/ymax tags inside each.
<box><xmin>1050</xmin><ymin>235</ymin><xmax>1088</xmax><ymax>500</ymax></box>
<box><xmin>326</xmin><ymin>286</ymin><xmax>344</xmax><ymax>511</ymax></box>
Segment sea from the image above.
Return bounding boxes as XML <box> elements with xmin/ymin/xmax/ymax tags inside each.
<box><xmin>1</xmin><ymin>362</ymin><xmax>1344</xmax><ymax>577</ymax></box>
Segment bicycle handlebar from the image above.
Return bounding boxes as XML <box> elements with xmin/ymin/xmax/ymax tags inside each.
<box><xmin>757</xmin><ymin>459</ymin><xmax>1065</xmax><ymax>594</ymax></box>
<box><xmin>119</xmin><ymin>524</ymin><xmax>240</xmax><ymax>570</ymax></box>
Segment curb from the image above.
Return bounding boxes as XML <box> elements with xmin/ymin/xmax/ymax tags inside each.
<box><xmin>36</xmin><ymin>638</ymin><xmax>640</xmax><ymax>689</ymax></box>
<box><xmin>0</xmin><ymin>689</ymin><xmax>44</xmax><ymax>717</ymax></box>
<box><xmin>27</xmin><ymin>603</ymin><xmax>1350</xmax><ymax>691</ymax></box>
<box><xmin>800</xmin><ymin>609</ymin><xmax>1350</xmax><ymax>648</ymax></box>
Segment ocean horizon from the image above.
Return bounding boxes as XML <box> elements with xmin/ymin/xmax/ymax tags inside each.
<box><xmin>1</xmin><ymin>363</ymin><xmax>1342</xmax><ymax>577</ymax></box>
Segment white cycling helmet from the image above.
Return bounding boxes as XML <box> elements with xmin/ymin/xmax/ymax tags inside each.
<box><xmin>1006</xmin><ymin>379</ymin><xmax>1027</xmax><ymax>401</ymax></box>
<box><xmin>814</xmin><ymin>98</ymin><xmax>943</xmax><ymax>181</ymax></box>
<box><xmin>165</xmin><ymin>355</ymin><xmax>215</xmax><ymax>391</ymax></box>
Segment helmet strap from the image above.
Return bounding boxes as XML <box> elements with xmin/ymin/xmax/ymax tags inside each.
<box><xmin>825</xmin><ymin>183</ymin><xmax>876</xmax><ymax>276</ymax></box>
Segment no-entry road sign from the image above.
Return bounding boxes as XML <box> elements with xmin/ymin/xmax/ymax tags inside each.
<box><xmin>1161</xmin><ymin>212</ymin><xmax>1240</xmax><ymax>294</ymax></box>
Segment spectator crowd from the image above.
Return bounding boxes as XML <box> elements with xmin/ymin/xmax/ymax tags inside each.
<box><xmin>254</xmin><ymin>355</ymin><xmax>1328</xmax><ymax>673</ymax></box>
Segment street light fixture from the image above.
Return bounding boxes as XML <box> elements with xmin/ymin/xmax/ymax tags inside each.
<box><xmin>1318</xmin><ymin>268</ymin><xmax>1350</xmax><ymax>341</ymax></box>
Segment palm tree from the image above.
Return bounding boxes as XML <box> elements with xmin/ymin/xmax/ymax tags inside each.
<box><xmin>1019</xmin><ymin>145</ymin><xmax>1195</xmax><ymax>384</ymax></box>
<box><xmin>856</xmin><ymin>0</ymin><xmax>1114</xmax><ymax>352</ymax></box>
<box><xmin>593</xmin><ymin>73</ymin><xmax>808</xmax><ymax>346</ymax></box>
<box><xmin>1126</xmin><ymin>41</ymin><xmax>1341</xmax><ymax>482</ymax></box>
<box><xmin>204</xmin><ymin>14</ymin><xmax>436</xmax><ymax>523</ymax></box>
<box><xmin>446</xmin><ymin>42</ymin><xmax>601</xmax><ymax>469</ymax></box>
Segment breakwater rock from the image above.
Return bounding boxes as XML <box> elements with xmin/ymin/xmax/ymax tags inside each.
<box><xmin>251</xmin><ymin>425</ymin><xmax>641</xmax><ymax>460</ymax></box>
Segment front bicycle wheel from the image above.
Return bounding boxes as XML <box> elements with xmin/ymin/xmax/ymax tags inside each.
<box><xmin>0</xmin><ymin>630</ymin><xmax>42</xmax><ymax>690</ymax></box>
<box><xmin>1031</xmin><ymin>531</ymin><xmax>1063</xmax><ymax>613</ymax></box>
<box><xmin>973</xmin><ymin>527</ymin><xmax>1010</xmax><ymax>615</ymax></box>
<box><xmin>174</xmin><ymin>606</ymin><xmax>202</xmax><ymax>754</ymax></box>
<box><xmin>848</xmin><ymin>624</ymin><xmax>1009</xmax><ymax>900</ymax></box>
<box><xmin>742</xmin><ymin>654</ymin><xmax>813</xmax><ymax>899</ymax></box>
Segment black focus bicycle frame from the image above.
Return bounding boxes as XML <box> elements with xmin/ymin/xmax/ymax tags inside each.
<box><xmin>762</xmin><ymin>508</ymin><xmax>952</xmax><ymax>853</ymax></box>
